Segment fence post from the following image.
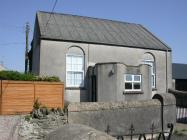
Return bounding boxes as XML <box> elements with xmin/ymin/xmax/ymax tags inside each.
<box><xmin>62</xmin><ymin>83</ymin><xmax>64</xmax><ymax>108</ymax></box>
<box><xmin>34</xmin><ymin>81</ymin><xmax>36</xmax><ymax>104</ymax></box>
<box><xmin>0</xmin><ymin>80</ymin><xmax>2</xmax><ymax>114</ymax></box>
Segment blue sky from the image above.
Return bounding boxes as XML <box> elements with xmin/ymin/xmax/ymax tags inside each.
<box><xmin>0</xmin><ymin>0</ymin><xmax>187</xmax><ymax>71</ymax></box>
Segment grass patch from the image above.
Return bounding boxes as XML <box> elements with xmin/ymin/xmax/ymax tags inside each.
<box><xmin>173</xmin><ymin>129</ymin><xmax>185</xmax><ymax>136</ymax></box>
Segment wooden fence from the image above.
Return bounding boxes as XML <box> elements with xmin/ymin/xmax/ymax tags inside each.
<box><xmin>0</xmin><ymin>80</ymin><xmax>64</xmax><ymax>115</ymax></box>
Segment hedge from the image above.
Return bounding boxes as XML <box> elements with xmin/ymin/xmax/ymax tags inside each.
<box><xmin>0</xmin><ymin>71</ymin><xmax>60</xmax><ymax>82</ymax></box>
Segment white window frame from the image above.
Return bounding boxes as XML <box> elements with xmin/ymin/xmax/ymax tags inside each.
<box><xmin>144</xmin><ymin>60</ymin><xmax>156</xmax><ymax>88</ymax></box>
<box><xmin>66</xmin><ymin>53</ymin><xmax>84</xmax><ymax>87</ymax></box>
<box><xmin>124</xmin><ymin>74</ymin><xmax>142</xmax><ymax>91</ymax></box>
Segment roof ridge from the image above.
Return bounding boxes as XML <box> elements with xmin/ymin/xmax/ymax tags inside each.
<box><xmin>37</xmin><ymin>11</ymin><xmax>140</xmax><ymax>26</ymax></box>
<box><xmin>36</xmin><ymin>11</ymin><xmax>171</xmax><ymax>51</ymax></box>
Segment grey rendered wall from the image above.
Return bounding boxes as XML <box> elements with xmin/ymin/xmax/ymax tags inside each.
<box><xmin>32</xmin><ymin>44</ymin><xmax>40</xmax><ymax>74</ymax></box>
<box><xmin>167</xmin><ymin>51</ymin><xmax>172</xmax><ymax>90</ymax></box>
<box><xmin>88</xmin><ymin>44</ymin><xmax>171</xmax><ymax>96</ymax></box>
<box><xmin>95</xmin><ymin>63</ymin><xmax>117</xmax><ymax>101</ymax></box>
<box><xmin>95</xmin><ymin>63</ymin><xmax>152</xmax><ymax>102</ymax></box>
<box><xmin>37</xmin><ymin>40</ymin><xmax>172</xmax><ymax>102</ymax></box>
<box><xmin>31</xmin><ymin>18</ymin><xmax>41</xmax><ymax>75</ymax></box>
<box><xmin>39</xmin><ymin>40</ymin><xmax>89</xmax><ymax>102</ymax></box>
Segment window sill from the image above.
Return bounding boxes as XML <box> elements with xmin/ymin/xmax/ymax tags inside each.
<box><xmin>152</xmin><ymin>88</ymin><xmax>157</xmax><ymax>91</ymax></box>
<box><xmin>65</xmin><ymin>87</ymin><xmax>86</xmax><ymax>90</ymax></box>
<box><xmin>123</xmin><ymin>91</ymin><xmax>143</xmax><ymax>94</ymax></box>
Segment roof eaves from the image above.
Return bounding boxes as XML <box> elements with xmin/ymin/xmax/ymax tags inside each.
<box><xmin>36</xmin><ymin>12</ymin><xmax>42</xmax><ymax>37</ymax></box>
<box><xmin>40</xmin><ymin>36</ymin><xmax>171</xmax><ymax>52</ymax></box>
<box><xmin>139</xmin><ymin>25</ymin><xmax>171</xmax><ymax>51</ymax></box>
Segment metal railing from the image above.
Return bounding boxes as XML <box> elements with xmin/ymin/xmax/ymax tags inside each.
<box><xmin>105</xmin><ymin>123</ymin><xmax>174</xmax><ymax>140</ymax></box>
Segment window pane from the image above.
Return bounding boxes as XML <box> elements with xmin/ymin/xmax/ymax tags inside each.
<box><xmin>134</xmin><ymin>83</ymin><xmax>141</xmax><ymax>89</ymax></box>
<box><xmin>77</xmin><ymin>64</ymin><xmax>83</xmax><ymax>71</ymax></box>
<box><xmin>66</xmin><ymin>64</ymin><xmax>71</xmax><ymax>71</ymax></box>
<box><xmin>125</xmin><ymin>75</ymin><xmax>132</xmax><ymax>81</ymax></box>
<box><xmin>125</xmin><ymin>83</ymin><xmax>132</xmax><ymax>89</ymax></box>
<box><xmin>134</xmin><ymin>75</ymin><xmax>141</xmax><ymax>81</ymax></box>
<box><xmin>67</xmin><ymin>72</ymin><xmax>73</xmax><ymax>85</ymax></box>
<box><xmin>77</xmin><ymin>57</ymin><xmax>83</xmax><ymax>65</ymax></box>
<box><xmin>66</xmin><ymin>56</ymin><xmax>71</xmax><ymax>64</ymax></box>
<box><xmin>75</xmin><ymin>72</ymin><xmax>83</xmax><ymax>86</ymax></box>
<box><xmin>144</xmin><ymin>60</ymin><xmax>156</xmax><ymax>89</ymax></box>
<box><xmin>144</xmin><ymin>61</ymin><xmax>154</xmax><ymax>75</ymax></box>
<box><xmin>72</xmin><ymin>57</ymin><xmax>77</xmax><ymax>65</ymax></box>
<box><xmin>66</xmin><ymin>54</ymin><xmax>84</xmax><ymax>87</ymax></box>
<box><xmin>152</xmin><ymin>75</ymin><xmax>155</xmax><ymax>88</ymax></box>
<box><xmin>67</xmin><ymin>72</ymin><xmax>83</xmax><ymax>86</ymax></box>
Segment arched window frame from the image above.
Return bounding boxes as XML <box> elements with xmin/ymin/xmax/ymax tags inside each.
<box><xmin>143</xmin><ymin>53</ymin><xmax>156</xmax><ymax>89</ymax></box>
<box><xmin>66</xmin><ymin>47</ymin><xmax>85</xmax><ymax>88</ymax></box>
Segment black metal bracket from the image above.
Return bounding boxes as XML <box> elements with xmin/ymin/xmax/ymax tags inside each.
<box><xmin>105</xmin><ymin>124</ymin><xmax>111</xmax><ymax>134</ymax></box>
<box><xmin>129</xmin><ymin>124</ymin><xmax>135</xmax><ymax>140</ymax></box>
<box><xmin>167</xmin><ymin>123</ymin><xmax>174</xmax><ymax>140</ymax></box>
<box><xmin>138</xmin><ymin>134</ymin><xmax>146</xmax><ymax>140</ymax></box>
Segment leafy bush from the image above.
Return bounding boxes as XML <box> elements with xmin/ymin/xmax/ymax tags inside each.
<box><xmin>24</xmin><ymin>115</ymin><xmax>32</xmax><ymax>121</ymax></box>
<box><xmin>0</xmin><ymin>70</ymin><xmax>60</xmax><ymax>82</ymax></box>
<box><xmin>33</xmin><ymin>98</ymin><xmax>41</xmax><ymax>110</ymax></box>
<box><xmin>35</xmin><ymin>76</ymin><xmax>60</xmax><ymax>82</ymax></box>
<box><xmin>0</xmin><ymin>71</ymin><xmax>34</xmax><ymax>81</ymax></box>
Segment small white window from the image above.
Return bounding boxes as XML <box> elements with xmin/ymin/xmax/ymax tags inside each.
<box><xmin>124</xmin><ymin>74</ymin><xmax>142</xmax><ymax>91</ymax></box>
<box><xmin>66</xmin><ymin>54</ymin><xmax>84</xmax><ymax>87</ymax></box>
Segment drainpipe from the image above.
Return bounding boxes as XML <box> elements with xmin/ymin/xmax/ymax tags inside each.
<box><xmin>165</xmin><ymin>49</ymin><xmax>169</xmax><ymax>93</ymax></box>
<box><xmin>166</xmin><ymin>49</ymin><xmax>172</xmax><ymax>92</ymax></box>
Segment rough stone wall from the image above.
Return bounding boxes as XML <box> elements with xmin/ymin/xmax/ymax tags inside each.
<box><xmin>68</xmin><ymin>93</ymin><xmax>176</xmax><ymax>136</ymax></box>
<box><xmin>0</xmin><ymin>115</ymin><xmax>21</xmax><ymax>140</ymax></box>
<box><xmin>0</xmin><ymin>113</ymin><xmax>67</xmax><ymax>140</ymax></box>
<box><xmin>19</xmin><ymin>113</ymin><xmax>67</xmax><ymax>140</ymax></box>
<box><xmin>45</xmin><ymin>124</ymin><xmax>116</xmax><ymax>140</ymax></box>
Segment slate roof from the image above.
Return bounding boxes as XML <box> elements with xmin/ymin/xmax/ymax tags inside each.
<box><xmin>172</xmin><ymin>63</ymin><xmax>187</xmax><ymax>79</ymax></box>
<box><xmin>36</xmin><ymin>11</ymin><xmax>171</xmax><ymax>51</ymax></box>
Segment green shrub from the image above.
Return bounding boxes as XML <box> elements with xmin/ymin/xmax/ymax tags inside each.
<box><xmin>24</xmin><ymin>115</ymin><xmax>32</xmax><ymax>121</ymax></box>
<box><xmin>51</xmin><ymin>108</ymin><xmax>55</xmax><ymax>112</ymax></box>
<box><xmin>40</xmin><ymin>105</ymin><xmax>50</xmax><ymax>115</ymax></box>
<box><xmin>0</xmin><ymin>71</ymin><xmax>34</xmax><ymax>81</ymax></box>
<box><xmin>33</xmin><ymin>98</ymin><xmax>41</xmax><ymax>110</ymax></box>
<box><xmin>35</xmin><ymin>76</ymin><xmax>60</xmax><ymax>82</ymax></box>
<box><xmin>0</xmin><ymin>71</ymin><xmax>60</xmax><ymax>82</ymax></box>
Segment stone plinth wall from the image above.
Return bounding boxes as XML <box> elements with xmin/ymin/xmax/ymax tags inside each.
<box><xmin>68</xmin><ymin>93</ymin><xmax>176</xmax><ymax>136</ymax></box>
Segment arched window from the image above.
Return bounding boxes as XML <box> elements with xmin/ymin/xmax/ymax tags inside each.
<box><xmin>143</xmin><ymin>53</ymin><xmax>156</xmax><ymax>89</ymax></box>
<box><xmin>66</xmin><ymin>46</ymin><xmax>85</xmax><ymax>87</ymax></box>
